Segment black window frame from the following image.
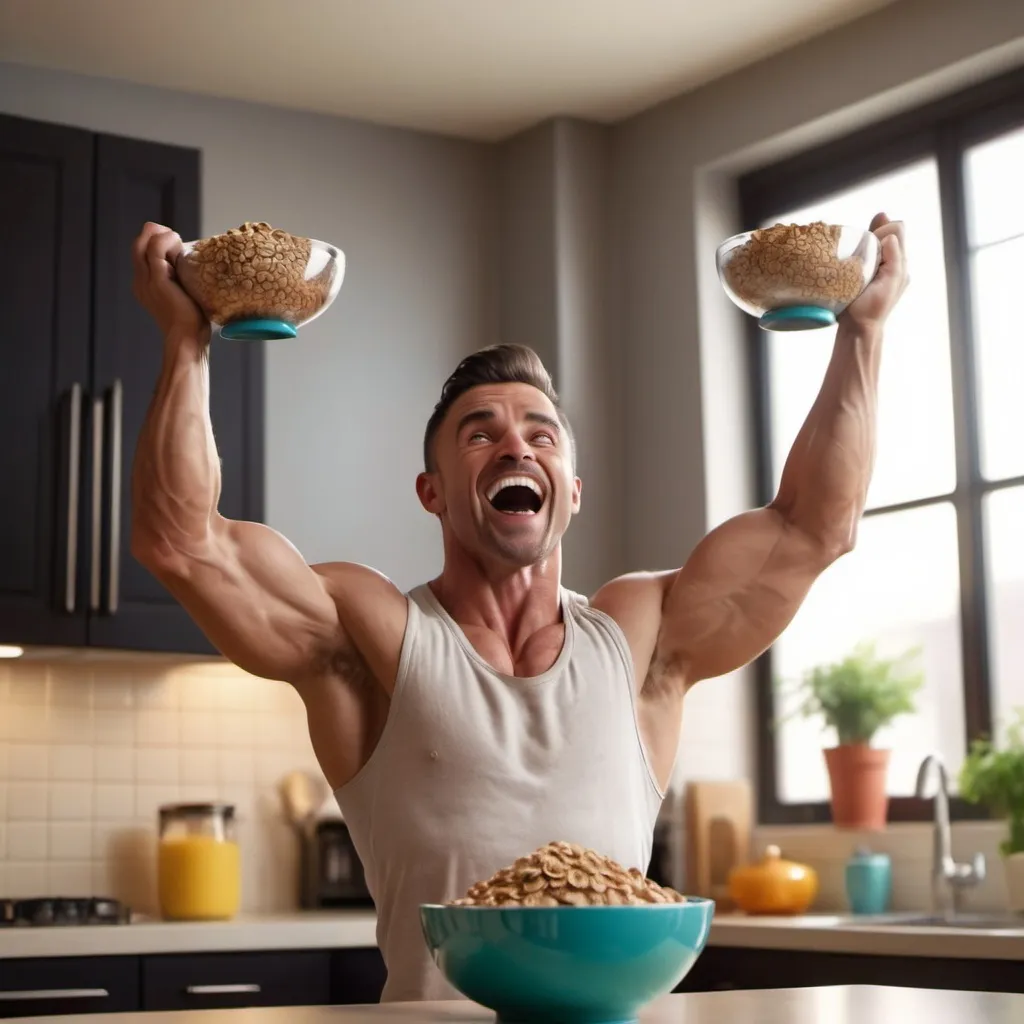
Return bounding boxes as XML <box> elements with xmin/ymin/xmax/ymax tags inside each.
<box><xmin>740</xmin><ymin>63</ymin><xmax>1024</xmax><ymax>825</ymax></box>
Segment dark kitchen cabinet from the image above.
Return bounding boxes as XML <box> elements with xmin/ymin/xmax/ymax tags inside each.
<box><xmin>0</xmin><ymin>949</ymin><xmax>385</xmax><ymax>1018</ymax></box>
<box><xmin>142</xmin><ymin>950</ymin><xmax>331</xmax><ymax>1010</ymax></box>
<box><xmin>0</xmin><ymin>955</ymin><xmax>139</xmax><ymax>1019</ymax></box>
<box><xmin>674</xmin><ymin>945</ymin><xmax>1024</xmax><ymax>995</ymax></box>
<box><xmin>0</xmin><ymin>112</ymin><xmax>264</xmax><ymax>656</ymax></box>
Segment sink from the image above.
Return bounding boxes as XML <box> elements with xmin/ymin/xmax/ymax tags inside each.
<box><xmin>842</xmin><ymin>911</ymin><xmax>1024</xmax><ymax>932</ymax></box>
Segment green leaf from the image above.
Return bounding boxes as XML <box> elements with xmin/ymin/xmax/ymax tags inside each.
<box><xmin>776</xmin><ymin>641</ymin><xmax>922</xmax><ymax>746</ymax></box>
<box><xmin>958</xmin><ymin>709</ymin><xmax>1024</xmax><ymax>854</ymax></box>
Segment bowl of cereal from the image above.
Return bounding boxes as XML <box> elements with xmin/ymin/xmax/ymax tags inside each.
<box><xmin>420</xmin><ymin>842</ymin><xmax>714</xmax><ymax>1024</ymax></box>
<box><xmin>175</xmin><ymin>221</ymin><xmax>345</xmax><ymax>341</ymax></box>
<box><xmin>716</xmin><ymin>221</ymin><xmax>880</xmax><ymax>331</ymax></box>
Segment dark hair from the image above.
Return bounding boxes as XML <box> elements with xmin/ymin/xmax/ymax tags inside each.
<box><xmin>423</xmin><ymin>344</ymin><xmax>574</xmax><ymax>471</ymax></box>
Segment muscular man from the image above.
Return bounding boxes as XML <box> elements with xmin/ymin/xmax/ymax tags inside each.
<box><xmin>130</xmin><ymin>213</ymin><xmax>907</xmax><ymax>1001</ymax></box>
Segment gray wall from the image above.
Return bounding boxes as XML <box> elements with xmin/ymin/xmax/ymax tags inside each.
<box><xmin>609</xmin><ymin>0</ymin><xmax>1024</xmax><ymax>792</ymax></box>
<box><xmin>0</xmin><ymin>61</ymin><xmax>495</xmax><ymax>592</ymax></box>
<box><xmin>497</xmin><ymin>119</ymin><xmax>624</xmax><ymax>593</ymax></box>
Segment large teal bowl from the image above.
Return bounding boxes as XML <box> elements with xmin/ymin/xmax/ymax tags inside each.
<box><xmin>419</xmin><ymin>899</ymin><xmax>714</xmax><ymax>1024</ymax></box>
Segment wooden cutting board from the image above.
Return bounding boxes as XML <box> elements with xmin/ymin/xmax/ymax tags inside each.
<box><xmin>684</xmin><ymin>779</ymin><xmax>753</xmax><ymax>908</ymax></box>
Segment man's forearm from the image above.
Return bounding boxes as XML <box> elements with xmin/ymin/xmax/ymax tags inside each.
<box><xmin>131</xmin><ymin>330</ymin><xmax>222</xmax><ymax>566</ymax></box>
<box><xmin>770</xmin><ymin>321</ymin><xmax>883</xmax><ymax>555</ymax></box>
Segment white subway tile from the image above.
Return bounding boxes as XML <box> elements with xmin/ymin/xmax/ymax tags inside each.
<box><xmin>8</xmin><ymin>781</ymin><xmax>49</xmax><ymax>820</ymax></box>
<box><xmin>180</xmin><ymin>709</ymin><xmax>220</xmax><ymax>746</ymax></box>
<box><xmin>4</xmin><ymin>703</ymin><xmax>50</xmax><ymax>743</ymax></box>
<box><xmin>48</xmin><ymin>674</ymin><xmax>93</xmax><ymax>709</ymax></box>
<box><xmin>49</xmin><ymin>782</ymin><xmax>94</xmax><ymax>820</ymax></box>
<box><xmin>48</xmin><ymin>706</ymin><xmax>92</xmax><ymax>744</ymax></box>
<box><xmin>95</xmin><ymin>746</ymin><xmax>135</xmax><ymax>782</ymax></box>
<box><xmin>177</xmin><ymin>674</ymin><xmax>219</xmax><ymax>711</ymax></box>
<box><xmin>136</xmin><ymin>709</ymin><xmax>180</xmax><ymax>747</ymax></box>
<box><xmin>47</xmin><ymin>861</ymin><xmax>94</xmax><ymax>895</ymax></box>
<box><xmin>93</xmin><ymin>709</ymin><xmax>135</xmax><ymax>745</ymax></box>
<box><xmin>180</xmin><ymin>748</ymin><xmax>218</xmax><ymax>785</ymax></box>
<box><xmin>218</xmin><ymin>710</ymin><xmax>255</xmax><ymax>749</ymax></box>
<box><xmin>49</xmin><ymin>822</ymin><xmax>93</xmax><ymax>861</ymax></box>
<box><xmin>50</xmin><ymin>744</ymin><xmax>94</xmax><ymax>781</ymax></box>
<box><xmin>134</xmin><ymin>678</ymin><xmax>179</xmax><ymax>710</ymax></box>
<box><xmin>135</xmin><ymin>783</ymin><xmax>180</xmax><ymax>819</ymax></box>
<box><xmin>135</xmin><ymin>748</ymin><xmax>179</xmax><ymax>784</ymax></box>
<box><xmin>6</xmin><ymin>861</ymin><xmax>47</xmax><ymax>897</ymax></box>
<box><xmin>92</xmin><ymin>678</ymin><xmax>135</xmax><ymax>710</ymax></box>
<box><xmin>8</xmin><ymin>822</ymin><xmax>48</xmax><ymax>859</ymax></box>
<box><xmin>7</xmin><ymin>666</ymin><xmax>49</xmax><ymax>705</ymax></box>
<box><xmin>218</xmin><ymin>747</ymin><xmax>255</xmax><ymax>785</ymax></box>
<box><xmin>94</xmin><ymin>784</ymin><xmax>136</xmax><ymax>821</ymax></box>
<box><xmin>8</xmin><ymin>743</ymin><xmax>48</xmax><ymax>780</ymax></box>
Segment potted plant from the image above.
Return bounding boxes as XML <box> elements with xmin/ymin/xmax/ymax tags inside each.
<box><xmin>958</xmin><ymin>710</ymin><xmax>1024</xmax><ymax>912</ymax></box>
<box><xmin>783</xmin><ymin>642</ymin><xmax>922</xmax><ymax>830</ymax></box>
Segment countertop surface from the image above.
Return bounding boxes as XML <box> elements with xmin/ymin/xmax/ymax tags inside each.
<box><xmin>5</xmin><ymin>907</ymin><xmax>1024</xmax><ymax>961</ymax></box>
<box><xmin>13</xmin><ymin>985</ymin><xmax>1024</xmax><ymax>1023</ymax></box>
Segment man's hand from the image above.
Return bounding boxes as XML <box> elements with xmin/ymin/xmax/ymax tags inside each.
<box><xmin>843</xmin><ymin>213</ymin><xmax>909</xmax><ymax>331</ymax></box>
<box><xmin>131</xmin><ymin>221</ymin><xmax>209</xmax><ymax>342</ymax></box>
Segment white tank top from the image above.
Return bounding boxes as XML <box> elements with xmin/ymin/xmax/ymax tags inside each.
<box><xmin>333</xmin><ymin>583</ymin><xmax>665</xmax><ymax>1003</ymax></box>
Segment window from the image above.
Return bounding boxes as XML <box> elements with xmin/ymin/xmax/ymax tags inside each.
<box><xmin>741</xmin><ymin>67</ymin><xmax>1024</xmax><ymax>823</ymax></box>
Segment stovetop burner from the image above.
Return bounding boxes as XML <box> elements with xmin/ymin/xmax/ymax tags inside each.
<box><xmin>0</xmin><ymin>897</ymin><xmax>132</xmax><ymax>926</ymax></box>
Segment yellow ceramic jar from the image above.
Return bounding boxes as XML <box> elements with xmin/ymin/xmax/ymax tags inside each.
<box><xmin>727</xmin><ymin>844</ymin><xmax>818</xmax><ymax>915</ymax></box>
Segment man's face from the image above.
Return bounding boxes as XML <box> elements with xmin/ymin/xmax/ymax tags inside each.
<box><xmin>417</xmin><ymin>383</ymin><xmax>581</xmax><ymax>568</ymax></box>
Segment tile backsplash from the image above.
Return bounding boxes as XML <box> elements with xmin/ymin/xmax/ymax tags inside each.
<box><xmin>0</xmin><ymin>656</ymin><xmax>324</xmax><ymax>914</ymax></box>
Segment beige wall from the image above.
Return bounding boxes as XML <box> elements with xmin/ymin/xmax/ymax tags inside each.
<box><xmin>0</xmin><ymin>657</ymin><xmax>318</xmax><ymax>910</ymax></box>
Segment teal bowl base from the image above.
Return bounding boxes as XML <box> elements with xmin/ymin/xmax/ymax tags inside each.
<box><xmin>498</xmin><ymin>1016</ymin><xmax>636</xmax><ymax>1024</ymax></box>
<box><xmin>218</xmin><ymin>318</ymin><xmax>298</xmax><ymax>341</ymax></box>
<box><xmin>758</xmin><ymin>305</ymin><xmax>837</xmax><ymax>331</ymax></box>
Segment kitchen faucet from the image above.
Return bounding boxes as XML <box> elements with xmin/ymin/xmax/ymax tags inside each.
<box><xmin>915</xmin><ymin>754</ymin><xmax>986</xmax><ymax>917</ymax></box>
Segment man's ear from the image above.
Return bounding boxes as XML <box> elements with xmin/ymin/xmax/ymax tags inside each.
<box><xmin>571</xmin><ymin>475</ymin><xmax>582</xmax><ymax>515</ymax></box>
<box><xmin>416</xmin><ymin>471</ymin><xmax>445</xmax><ymax>516</ymax></box>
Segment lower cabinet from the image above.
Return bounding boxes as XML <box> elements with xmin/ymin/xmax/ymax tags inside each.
<box><xmin>0</xmin><ymin>947</ymin><xmax>387</xmax><ymax>1018</ymax></box>
<box><xmin>674</xmin><ymin>946</ymin><xmax>1024</xmax><ymax>995</ymax></box>
<box><xmin>0</xmin><ymin>955</ymin><xmax>139</xmax><ymax>1018</ymax></box>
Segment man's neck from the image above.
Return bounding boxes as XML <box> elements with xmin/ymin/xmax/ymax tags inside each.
<box><xmin>429</xmin><ymin>551</ymin><xmax>563</xmax><ymax>658</ymax></box>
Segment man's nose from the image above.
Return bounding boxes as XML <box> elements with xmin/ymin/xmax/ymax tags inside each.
<box><xmin>497</xmin><ymin>437</ymin><xmax>535</xmax><ymax>462</ymax></box>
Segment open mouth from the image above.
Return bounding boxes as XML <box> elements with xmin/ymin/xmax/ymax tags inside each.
<box><xmin>486</xmin><ymin>475</ymin><xmax>545</xmax><ymax>515</ymax></box>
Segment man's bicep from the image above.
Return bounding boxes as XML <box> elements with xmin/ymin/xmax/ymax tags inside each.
<box><xmin>150</xmin><ymin>517</ymin><xmax>344</xmax><ymax>682</ymax></box>
<box><xmin>658</xmin><ymin>508</ymin><xmax>834</xmax><ymax>685</ymax></box>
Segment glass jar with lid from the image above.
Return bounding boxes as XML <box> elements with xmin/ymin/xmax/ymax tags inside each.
<box><xmin>157</xmin><ymin>802</ymin><xmax>240</xmax><ymax>921</ymax></box>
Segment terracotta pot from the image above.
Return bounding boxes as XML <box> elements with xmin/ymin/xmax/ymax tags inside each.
<box><xmin>823</xmin><ymin>744</ymin><xmax>890</xmax><ymax>830</ymax></box>
<box><xmin>1004</xmin><ymin>852</ymin><xmax>1024</xmax><ymax>913</ymax></box>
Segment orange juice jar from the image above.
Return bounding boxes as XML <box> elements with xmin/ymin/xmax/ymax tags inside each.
<box><xmin>157</xmin><ymin>802</ymin><xmax>241</xmax><ymax>921</ymax></box>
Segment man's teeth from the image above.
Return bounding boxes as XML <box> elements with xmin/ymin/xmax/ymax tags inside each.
<box><xmin>485</xmin><ymin>476</ymin><xmax>544</xmax><ymax>502</ymax></box>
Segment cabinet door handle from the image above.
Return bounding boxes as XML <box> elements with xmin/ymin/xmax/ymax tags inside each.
<box><xmin>106</xmin><ymin>378</ymin><xmax>123</xmax><ymax>614</ymax></box>
<box><xmin>89</xmin><ymin>395</ymin><xmax>105</xmax><ymax>610</ymax></box>
<box><xmin>185</xmin><ymin>984</ymin><xmax>262</xmax><ymax>995</ymax></box>
<box><xmin>64</xmin><ymin>383</ymin><xmax>82</xmax><ymax>613</ymax></box>
<box><xmin>0</xmin><ymin>988</ymin><xmax>109</xmax><ymax>1001</ymax></box>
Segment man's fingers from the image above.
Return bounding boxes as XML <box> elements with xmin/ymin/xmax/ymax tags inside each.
<box><xmin>869</xmin><ymin>211</ymin><xmax>890</xmax><ymax>232</ymax></box>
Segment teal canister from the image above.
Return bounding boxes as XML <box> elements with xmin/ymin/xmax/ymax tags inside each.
<box><xmin>845</xmin><ymin>847</ymin><xmax>892</xmax><ymax>915</ymax></box>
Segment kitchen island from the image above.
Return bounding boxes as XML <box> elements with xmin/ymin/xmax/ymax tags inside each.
<box><xmin>12</xmin><ymin>985</ymin><xmax>1024</xmax><ymax>1023</ymax></box>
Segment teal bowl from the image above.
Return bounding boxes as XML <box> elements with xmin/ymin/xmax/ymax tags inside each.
<box><xmin>419</xmin><ymin>898</ymin><xmax>715</xmax><ymax>1024</ymax></box>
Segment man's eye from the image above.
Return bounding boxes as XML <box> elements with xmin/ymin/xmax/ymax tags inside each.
<box><xmin>468</xmin><ymin>432</ymin><xmax>489</xmax><ymax>443</ymax></box>
<box><xmin>533</xmin><ymin>433</ymin><xmax>555</xmax><ymax>445</ymax></box>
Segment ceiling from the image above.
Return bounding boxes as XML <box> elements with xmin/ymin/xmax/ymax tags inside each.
<box><xmin>0</xmin><ymin>0</ymin><xmax>899</xmax><ymax>141</ymax></box>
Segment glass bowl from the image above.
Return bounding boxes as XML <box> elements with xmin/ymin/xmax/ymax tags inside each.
<box><xmin>420</xmin><ymin>898</ymin><xmax>715</xmax><ymax>1024</ymax></box>
<box><xmin>175</xmin><ymin>222</ymin><xmax>345</xmax><ymax>341</ymax></box>
<box><xmin>716</xmin><ymin>222</ymin><xmax>880</xmax><ymax>331</ymax></box>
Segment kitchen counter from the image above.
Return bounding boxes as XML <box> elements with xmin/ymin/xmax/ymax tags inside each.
<box><xmin>11</xmin><ymin>985</ymin><xmax>1024</xmax><ymax>1023</ymax></box>
<box><xmin>0</xmin><ymin>910</ymin><xmax>378</xmax><ymax>959</ymax></box>
<box><xmin>709</xmin><ymin>911</ymin><xmax>1024</xmax><ymax>961</ymax></box>
<box><xmin>6</xmin><ymin>907</ymin><xmax>1024</xmax><ymax>962</ymax></box>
